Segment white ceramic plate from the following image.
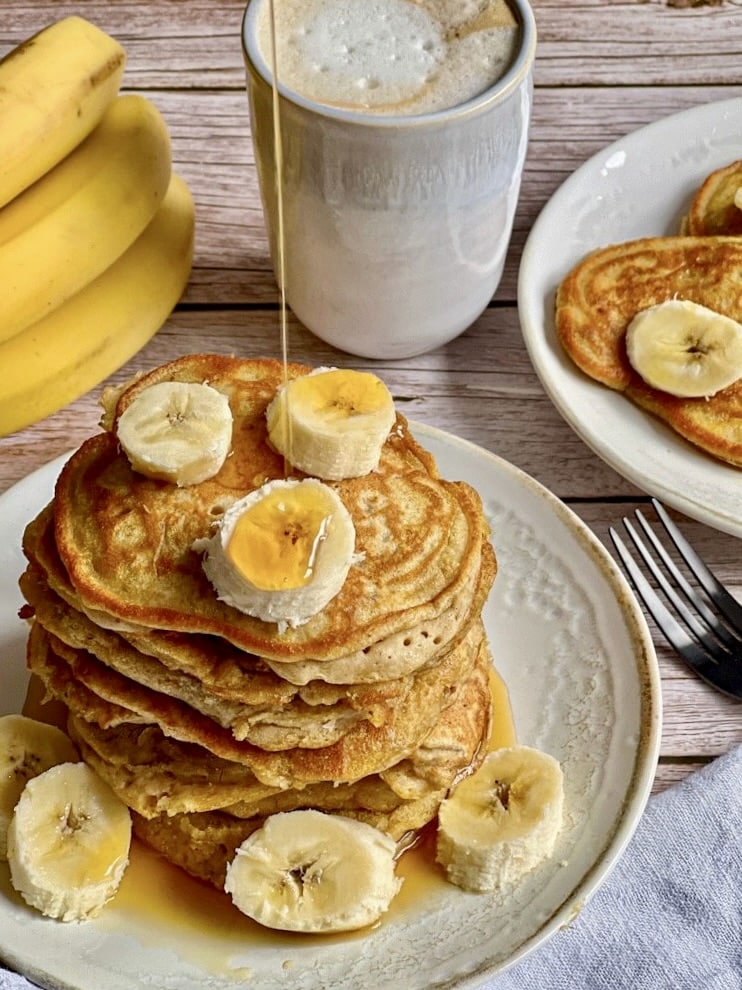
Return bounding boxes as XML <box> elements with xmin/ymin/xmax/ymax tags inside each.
<box><xmin>518</xmin><ymin>97</ymin><xmax>742</xmax><ymax>538</ymax></box>
<box><xmin>0</xmin><ymin>425</ymin><xmax>661</xmax><ymax>990</ymax></box>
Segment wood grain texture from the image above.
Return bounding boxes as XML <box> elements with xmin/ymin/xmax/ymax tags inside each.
<box><xmin>0</xmin><ymin>0</ymin><xmax>740</xmax><ymax>792</ymax></box>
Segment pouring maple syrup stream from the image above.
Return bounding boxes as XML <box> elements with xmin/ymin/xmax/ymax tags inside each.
<box><xmin>267</xmin><ymin>0</ymin><xmax>293</xmax><ymax>480</ymax></box>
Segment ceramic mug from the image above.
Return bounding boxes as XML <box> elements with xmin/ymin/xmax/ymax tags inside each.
<box><xmin>241</xmin><ymin>0</ymin><xmax>537</xmax><ymax>359</ymax></box>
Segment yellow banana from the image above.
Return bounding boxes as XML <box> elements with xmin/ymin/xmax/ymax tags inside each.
<box><xmin>0</xmin><ymin>92</ymin><xmax>172</xmax><ymax>345</ymax></box>
<box><xmin>0</xmin><ymin>16</ymin><xmax>126</xmax><ymax>209</ymax></box>
<box><xmin>0</xmin><ymin>173</ymin><xmax>194</xmax><ymax>438</ymax></box>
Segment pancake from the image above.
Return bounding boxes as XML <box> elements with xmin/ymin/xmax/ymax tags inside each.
<box><xmin>52</xmin><ymin>357</ymin><xmax>492</xmax><ymax>671</ymax></box>
<box><xmin>64</xmin><ymin>635</ymin><xmax>492</xmax><ymax>822</ymax></box>
<box><xmin>129</xmin><ymin>791</ymin><xmax>442</xmax><ymax>890</ymax></box>
<box><xmin>681</xmin><ymin>159</ymin><xmax>742</xmax><ymax>236</ymax></box>
<box><xmin>52</xmin><ymin>444</ymin><xmax>490</xmax><ymax>666</ymax></box>
<box><xmin>23</xmin><ymin>567</ymin><xmax>482</xmax><ymax>750</ymax></box>
<box><xmin>28</xmin><ymin>617</ymin><xmax>485</xmax><ymax>788</ymax></box>
<box><xmin>95</xmin><ymin>647</ymin><xmax>492</xmax><ymax>890</ymax></box>
<box><xmin>24</xmin><ymin>499</ymin><xmax>496</xmax><ymax>686</ymax></box>
<box><xmin>555</xmin><ymin>235</ymin><xmax>742</xmax><ymax>468</ymax></box>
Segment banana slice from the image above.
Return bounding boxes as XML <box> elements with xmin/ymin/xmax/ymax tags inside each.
<box><xmin>266</xmin><ymin>367</ymin><xmax>396</xmax><ymax>480</ymax></box>
<box><xmin>7</xmin><ymin>761</ymin><xmax>132</xmax><ymax>922</ymax></box>
<box><xmin>195</xmin><ymin>478</ymin><xmax>357</xmax><ymax>628</ymax></box>
<box><xmin>224</xmin><ymin>810</ymin><xmax>402</xmax><ymax>933</ymax></box>
<box><xmin>436</xmin><ymin>745</ymin><xmax>564</xmax><ymax>894</ymax></box>
<box><xmin>625</xmin><ymin>299</ymin><xmax>742</xmax><ymax>398</ymax></box>
<box><xmin>116</xmin><ymin>381</ymin><xmax>233</xmax><ymax>485</ymax></box>
<box><xmin>735</xmin><ymin>187</ymin><xmax>742</xmax><ymax>211</ymax></box>
<box><xmin>0</xmin><ymin>714</ymin><xmax>79</xmax><ymax>860</ymax></box>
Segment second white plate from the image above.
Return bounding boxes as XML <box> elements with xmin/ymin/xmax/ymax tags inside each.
<box><xmin>518</xmin><ymin>97</ymin><xmax>742</xmax><ymax>537</ymax></box>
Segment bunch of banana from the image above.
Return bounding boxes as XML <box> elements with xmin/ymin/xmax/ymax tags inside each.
<box><xmin>0</xmin><ymin>174</ymin><xmax>195</xmax><ymax>437</ymax></box>
<box><xmin>0</xmin><ymin>16</ymin><xmax>195</xmax><ymax>438</ymax></box>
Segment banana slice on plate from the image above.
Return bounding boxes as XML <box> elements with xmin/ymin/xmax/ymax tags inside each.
<box><xmin>626</xmin><ymin>298</ymin><xmax>742</xmax><ymax>398</ymax></box>
<box><xmin>0</xmin><ymin>714</ymin><xmax>79</xmax><ymax>860</ymax></box>
<box><xmin>436</xmin><ymin>745</ymin><xmax>564</xmax><ymax>894</ymax></box>
<box><xmin>116</xmin><ymin>380</ymin><xmax>233</xmax><ymax>485</ymax></box>
<box><xmin>224</xmin><ymin>809</ymin><xmax>402</xmax><ymax>933</ymax></box>
<box><xmin>7</xmin><ymin>761</ymin><xmax>132</xmax><ymax>922</ymax></box>
<box><xmin>196</xmin><ymin>477</ymin><xmax>357</xmax><ymax>628</ymax></box>
<box><xmin>266</xmin><ymin>367</ymin><xmax>396</xmax><ymax>480</ymax></box>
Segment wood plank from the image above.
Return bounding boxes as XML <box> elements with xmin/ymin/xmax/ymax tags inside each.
<box><xmin>531</xmin><ymin>2</ymin><xmax>742</xmax><ymax>87</ymax></box>
<box><xmin>0</xmin><ymin>305</ymin><xmax>622</xmax><ymax>496</ymax></box>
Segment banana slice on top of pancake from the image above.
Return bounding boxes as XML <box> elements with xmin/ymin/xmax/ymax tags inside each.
<box><xmin>195</xmin><ymin>477</ymin><xmax>357</xmax><ymax>628</ymax></box>
<box><xmin>116</xmin><ymin>380</ymin><xmax>233</xmax><ymax>486</ymax></box>
<box><xmin>266</xmin><ymin>367</ymin><xmax>396</xmax><ymax>480</ymax></box>
<box><xmin>626</xmin><ymin>299</ymin><xmax>742</xmax><ymax>398</ymax></box>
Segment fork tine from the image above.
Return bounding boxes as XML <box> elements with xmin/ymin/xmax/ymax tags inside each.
<box><xmin>609</xmin><ymin>526</ymin><xmax>742</xmax><ymax>700</ymax></box>
<box><xmin>617</xmin><ymin>519</ymin><xmax>738</xmax><ymax>661</ymax></box>
<box><xmin>651</xmin><ymin>498</ymin><xmax>742</xmax><ymax>634</ymax></box>
<box><xmin>633</xmin><ymin>510</ymin><xmax>742</xmax><ymax>654</ymax></box>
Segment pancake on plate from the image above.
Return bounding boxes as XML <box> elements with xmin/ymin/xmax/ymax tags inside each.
<box><xmin>555</xmin><ymin>234</ymin><xmax>742</xmax><ymax>468</ymax></box>
<box><xmin>680</xmin><ymin>159</ymin><xmax>742</xmax><ymax>236</ymax></box>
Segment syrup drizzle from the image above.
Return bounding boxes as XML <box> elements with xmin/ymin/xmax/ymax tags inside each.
<box><xmin>267</xmin><ymin>0</ymin><xmax>292</xmax><ymax>479</ymax></box>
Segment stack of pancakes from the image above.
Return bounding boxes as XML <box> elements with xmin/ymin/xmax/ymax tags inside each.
<box><xmin>19</xmin><ymin>355</ymin><xmax>497</xmax><ymax>888</ymax></box>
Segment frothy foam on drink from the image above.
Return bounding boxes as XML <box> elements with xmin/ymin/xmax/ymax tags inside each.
<box><xmin>255</xmin><ymin>0</ymin><xmax>520</xmax><ymax>115</ymax></box>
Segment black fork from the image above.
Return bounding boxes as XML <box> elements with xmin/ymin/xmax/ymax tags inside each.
<box><xmin>610</xmin><ymin>499</ymin><xmax>742</xmax><ymax>701</ymax></box>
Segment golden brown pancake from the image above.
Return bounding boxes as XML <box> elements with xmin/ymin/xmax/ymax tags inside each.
<box><xmin>51</xmin><ymin>356</ymin><xmax>492</xmax><ymax>669</ymax></box>
<box><xmin>555</xmin><ymin>235</ymin><xmax>742</xmax><ymax>468</ymax></box>
<box><xmin>23</xmin><ymin>567</ymin><xmax>487</xmax><ymax>750</ymax></box>
<box><xmin>63</xmin><ymin>635</ymin><xmax>492</xmax><ymax>823</ymax></box>
<box><xmin>24</xmin><ymin>499</ymin><xmax>495</xmax><ymax>686</ymax></box>
<box><xmin>128</xmin><ymin>792</ymin><xmax>443</xmax><ymax>890</ymax></box>
<box><xmin>28</xmin><ymin>617</ymin><xmax>485</xmax><ymax>789</ymax></box>
<box><xmin>114</xmin><ymin>642</ymin><xmax>492</xmax><ymax>890</ymax></box>
<box><xmin>682</xmin><ymin>159</ymin><xmax>742</xmax><ymax>236</ymax></box>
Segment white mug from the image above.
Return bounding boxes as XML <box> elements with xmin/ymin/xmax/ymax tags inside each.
<box><xmin>241</xmin><ymin>0</ymin><xmax>537</xmax><ymax>359</ymax></box>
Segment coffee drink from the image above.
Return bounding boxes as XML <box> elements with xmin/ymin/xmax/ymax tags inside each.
<box><xmin>252</xmin><ymin>0</ymin><xmax>520</xmax><ymax>116</ymax></box>
<box><xmin>242</xmin><ymin>0</ymin><xmax>536</xmax><ymax>359</ymax></box>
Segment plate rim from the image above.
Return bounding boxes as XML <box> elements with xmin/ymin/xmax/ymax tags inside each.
<box><xmin>0</xmin><ymin>428</ymin><xmax>662</xmax><ymax>990</ymax></box>
<box><xmin>517</xmin><ymin>95</ymin><xmax>742</xmax><ymax>538</ymax></box>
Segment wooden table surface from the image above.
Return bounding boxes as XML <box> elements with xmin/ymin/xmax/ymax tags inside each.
<box><xmin>0</xmin><ymin>0</ymin><xmax>740</xmax><ymax>796</ymax></box>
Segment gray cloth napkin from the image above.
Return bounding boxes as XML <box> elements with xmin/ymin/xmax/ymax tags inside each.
<box><xmin>491</xmin><ymin>743</ymin><xmax>742</xmax><ymax>990</ymax></box>
<box><xmin>2</xmin><ymin>746</ymin><xmax>741</xmax><ymax>990</ymax></box>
